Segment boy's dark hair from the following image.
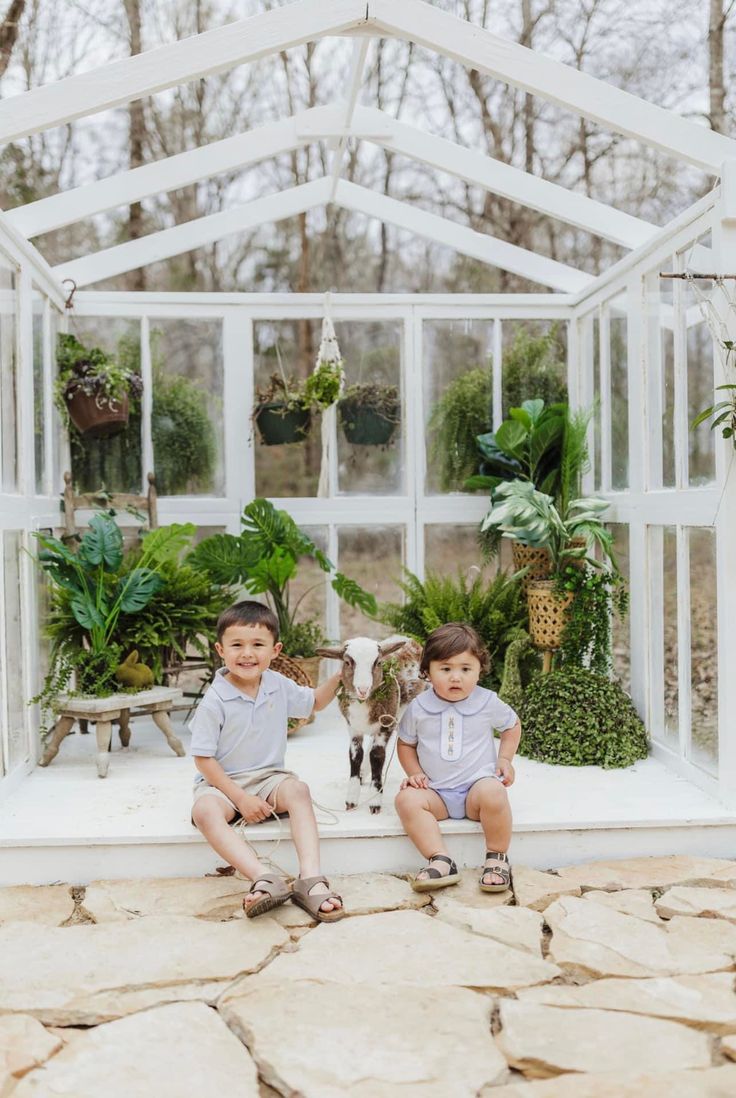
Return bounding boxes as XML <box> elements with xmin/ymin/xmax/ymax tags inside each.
<box><xmin>216</xmin><ymin>600</ymin><xmax>279</xmax><ymax>643</ymax></box>
<box><xmin>419</xmin><ymin>622</ymin><xmax>490</xmax><ymax>677</ymax></box>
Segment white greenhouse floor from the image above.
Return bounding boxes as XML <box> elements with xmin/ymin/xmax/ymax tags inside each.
<box><xmin>1</xmin><ymin>700</ymin><xmax>736</xmax><ymax>885</ymax></box>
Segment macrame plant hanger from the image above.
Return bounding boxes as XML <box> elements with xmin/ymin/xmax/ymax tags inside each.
<box><xmin>314</xmin><ymin>291</ymin><xmax>344</xmax><ymax>498</ymax></box>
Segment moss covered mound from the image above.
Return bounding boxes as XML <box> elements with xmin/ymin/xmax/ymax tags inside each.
<box><xmin>518</xmin><ymin>666</ymin><xmax>649</xmax><ymax>769</ymax></box>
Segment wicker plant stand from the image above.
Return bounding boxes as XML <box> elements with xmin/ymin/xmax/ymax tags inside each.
<box><xmin>271</xmin><ymin>653</ymin><xmax>317</xmax><ymax>733</ymax></box>
<box><xmin>511</xmin><ymin>543</ymin><xmax>552</xmax><ymax>595</ymax></box>
<box><xmin>526</xmin><ymin>579</ymin><xmax>573</xmax><ymax>673</ymax></box>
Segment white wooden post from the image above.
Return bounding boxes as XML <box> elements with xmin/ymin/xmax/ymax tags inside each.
<box><xmin>714</xmin><ymin>162</ymin><xmax>736</xmax><ymax>804</ymax></box>
<box><xmin>626</xmin><ymin>277</ymin><xmax>649</xmax><ymax>720</ymax></box>
<box><xmin>223</xmin><ymin>312</ymin><xmax>253</xmax><ymax>523</ymax></box>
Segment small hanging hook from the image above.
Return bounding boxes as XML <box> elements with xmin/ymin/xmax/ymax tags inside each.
<box><xmin>62</xmin><ymin>279</ymin><xmax>77</xmax><ymax>311</ymax></box>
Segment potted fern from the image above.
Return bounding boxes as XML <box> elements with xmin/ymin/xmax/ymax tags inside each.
<box><xmin>337</xmin><ymin>382</ymin><xmax>400</xmax><ymax>446</ymax></box>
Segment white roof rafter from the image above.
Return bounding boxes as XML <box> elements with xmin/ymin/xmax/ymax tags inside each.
<box><xmin>328</xmin><ymin>37</ymin><xmax>372</xmax><ymax>202</ymax></box>
<box><xmin>52</xmin><ymin>176</ymin><xmax>590</xmax><ymax>293</ymax></box>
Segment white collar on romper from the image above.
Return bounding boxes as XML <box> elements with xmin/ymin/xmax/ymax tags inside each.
<box><xmin>415</xmin><ymin>685</ymin><xmax>488</xmax><ymax>716</ymax></box>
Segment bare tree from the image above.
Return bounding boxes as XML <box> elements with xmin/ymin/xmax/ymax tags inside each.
<box><xmin>0</xmin><ymin>0</ymin><xmax>26</xmax><ymax>79</ymax></box>
<box><xmin>123</xmin><ymin>0</ymin><xmax>146</xmax><ymax>290</ymax></box>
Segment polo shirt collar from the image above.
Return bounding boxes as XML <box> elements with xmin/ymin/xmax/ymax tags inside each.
<box><xmin>416</xmin><ymin>685</ymin><xmax>488</xmax><ymax>716</ymax></box>
<box><xmin>211</xmin><ymin>666</ymin><xmax>281</xmax><ymax>703</ymax></box>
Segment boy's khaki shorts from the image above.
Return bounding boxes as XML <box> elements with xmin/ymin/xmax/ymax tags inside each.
<box><xmin>192</xmin><ymin>766</ymin><xmax>298</xmax><ymax>823</ymax></box>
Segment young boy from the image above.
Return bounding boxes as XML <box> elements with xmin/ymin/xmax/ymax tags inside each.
<box><xmin>190</xmin><ymin>600</ymin><xmax>344</xmax><ymax>921</ymax></box>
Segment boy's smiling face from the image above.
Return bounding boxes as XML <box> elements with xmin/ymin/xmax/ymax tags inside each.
<box><xmin>215</xmin><ymin>622</ymin><xmax>281</xmax><ymax>694</ymax></box>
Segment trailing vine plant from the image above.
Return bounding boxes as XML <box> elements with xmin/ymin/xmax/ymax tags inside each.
<box><xmin>554</xmin><ymin>563</ymin><xmax>628</xmax><ymax>675</ymax></box>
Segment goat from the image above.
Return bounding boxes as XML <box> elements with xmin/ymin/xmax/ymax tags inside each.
<box><xmin>317</xmin><ymin>635</ymin><xmax>425</xmax><ymax>813</ymax></box>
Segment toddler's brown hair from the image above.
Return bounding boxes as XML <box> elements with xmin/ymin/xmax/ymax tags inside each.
<box><xmin>419</xmin><ymin>622</ymin><xmax>490</xmax><ymax>678</ymax></box>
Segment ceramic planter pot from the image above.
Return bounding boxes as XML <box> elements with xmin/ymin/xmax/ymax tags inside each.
<box><xmin>66</xmin><ymin>390</ymin><xmax>130</xmax><ymax>438</ymax></box>
<box><xmin>255</xmin><ymin>402</ymin><xmax>311</xmax><ymax>445</ymax></box>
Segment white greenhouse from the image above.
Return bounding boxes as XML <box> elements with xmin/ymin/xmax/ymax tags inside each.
<box><xmin>1</xmin><ymin>0</ymin><xmax>735</xmax><ymax>884</ymax></box>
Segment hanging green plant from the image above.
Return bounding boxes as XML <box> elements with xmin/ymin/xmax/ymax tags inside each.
<box><xmin>427</xmin><ymin>368</ymin><xmax>491</xmax><ymax>490</ymax></box>
<box><xmin>55</xmin><ymin>333</ymin><xmax>143</xmax><ymax>438</ymax></box>
<box><xmin>554</xmin><ymin>563</ymin><xmax>628</xmax><ymax>675</ymax></box>
<box><xmin>338</xmin><ymin>382</ymin><xmax>400</xmax><ymax>446</ymax></box>
<box><xmin>304</xmin><ymin>358</ymin><xmax>342</xmax><ymax>410</ymax></box>
<box><xmin>253</xmin><ymin>374</ymin><xmax>312</xmax><ymax>445</ymax></box>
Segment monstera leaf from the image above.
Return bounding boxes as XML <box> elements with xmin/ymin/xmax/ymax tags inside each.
<box><xmin>186</xmin><ymin>533</ymin><xmax>256</xmax><ymax>585</ymax></box>
<box><xmin>115</xmin><ymin>568</ymin><xmax>164</xmax><ymax>613</ymax></box>
<box><xmin>139</xmin><ymin>523</ymin><xmax>196</xmax><ymax>566</ymax></box>
<box><xmin>332</xmin><ymin>573</ymin><xmax>377</xmax><ymax>616</ymax></box>
<box><xmin>78</xmin><ymin>514</ymin><xmax>124</xmax><ymax>571</ymax></box>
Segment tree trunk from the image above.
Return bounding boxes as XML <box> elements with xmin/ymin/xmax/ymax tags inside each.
<box><xmin>520</xmin><ymin>0</ymin><xmax>535</xmax><ymax>176</ymax></box>
<box><xmin>0</xmin><ymin>0</ymin><xmax>26</xmax><ymax>80</ymax></box>
<box><xmin>708</xmin><ymin>0</ymin><xmax>726</xmax><ymax>133</ymax></box>
<box><xmin>124</xmin><ymin>0</ymin><xmax>146</xmax><ymax>291</ymax></box>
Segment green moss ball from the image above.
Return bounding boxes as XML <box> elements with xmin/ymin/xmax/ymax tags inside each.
<box><xmin>518</xmin><ymin>666</ymin><xmax>649</xmax><ymax>768</ymax></box>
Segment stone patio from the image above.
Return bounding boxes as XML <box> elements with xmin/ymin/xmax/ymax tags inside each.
<box><xmin>2</xmin><ymin>856</ymin><xmax>736</xmax><ymax>1096</ymax></box>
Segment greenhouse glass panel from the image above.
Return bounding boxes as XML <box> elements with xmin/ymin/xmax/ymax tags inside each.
<box><xmin>3</xmin><ymin>531</ymin><xmax>26</xmax><ymax>772</ymax></box>
<box><xmin>501</xmin><ymin>320</ymin><xmax>567</xmax><ymax>418</ymax></box>
<box><xmin>338</xmin><ymin>526</ymin><xmax>404</xmax><ymax>639</ymax></box>
<box><xmin>68</xmin><ymin>318</ymin><xmax>142</xmax><ymax>493</ymax></box>
<box><xmin>662</xmin><ymin>526</ymin><xmax>679</xmax><ymax>750</ymax></box>
<box><xmin>150</xmin><ymin>319</ymin><xmax>224</xmax><ymax>496</ymax></box>
<box><xmin>684</xmin><ymin>279</ymin><xmax>716</xmax><ymax>486</ymax></box>
<box><xmin>592</xmin><ymin>315</ymin><xmax>601</xmax><ymax>490</ymax></box>
<box><xmin>335</xmin><ymin>320</ymin><xmax>403</xmax><ymax>496</ymax></box>
<box><xmin>32</xmin><ymin>296</ymin><xmax>45</xmax><ymax>494</ymax></box>
<box><xmin>688</xmin><ymin>526</ymin><xmax>718</xmax><ymax>775</ymax></box>
<box><xmin>423</xmin><ymin>319</ymin><xmax>493</xmax><ymax>495</ymax></box>
<box><xmin>609</xmin><ymin>523</ymin><xmax>630</xmax><ymax>693</ymax></box>
<box><xmin>254</xmin><ymin>319</ymin><xmax>320</xmax><ymax>498</ymax></box>
<box><xmin>0</xmin><ymin>263</ymin><xmax>18</xmax><ymax>493</ymax></box>
<box><xmin>609</xmin><ymin>297</ymin><xmax>629</xmax><ymax>490</ymax></box>
<box><xmin>286</xmin><ymin>526</ymin><xmax>328</xmax><ymax>645</ymax></box>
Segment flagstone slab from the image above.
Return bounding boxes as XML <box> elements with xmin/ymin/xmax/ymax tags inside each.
<box><xmin>436</xmin><ymin>902</ymin><xmax>544</xmax><ymax>956</ymax></box>
<box><xmin>511</xmin><ymin>866</ymin><xmax>582</xmax><ymax>911</ymax></box>
<box><xmin>13</xmin><ymin>1002</ymin><xmax>259</xmax><ymax>1098</ymax></box>
<box><xmin>221</xmin><ymin>980</ymin><xmax>508</xmax><ymax>1096</ymax></box>
<box><xmin>429</xmin><ymin>868</ymin><xmax>513</xmax><ymax>913</ymax></box>
<box><xmin>721</xmin><ymin>1035</ymin><xmax>736</xmax><ymax>1060</ymax></box>
<box><xmin>329</xmin><ymin>872</ymin><xmax>432</xmax><ymax>915</ymax></box>
<box><xmin>481</xmin><ymin>1065</ymin><xmax>736</xmax><ymax>1097</ymax></box>
<box><xmin>583</xmin><ymin>888</ymin><xmax>662</xmax><ymax>923</ymax></box>
<box><xmin>0</xmin><ymin>885</ymin><xmax>75</xmax><ymax>927</ymax></box>
<box><xmin>554</xmin><ymin>856</ymin><xmax>736</xmax><ymax>892</ymax></box>
<box><xmin>656</xmin><ymin>886</ymin><xmax>736</xmax><ymax>922</ymax></box>
<box><xmin>0</xmin><ymin>915</ymin><xmax>288</xmax><ymax>1025</ymax></box>
<box><xmin>517</xmin><ymin>972</ymin><xmax>736</xmax><ymax>1033</ymax></box>
<box><xmin>230</xmin><ymin>909</ymin><xmax>559</xmax><ymax>993</ymax></box>
<box><xmin>665</xmin><ymin>914</ymin><xmax>736</xmax><ymax>957</ymax></box>
<box><xmin>545</xmin><ymin>896</ymin><xmax>734</xmax><ymax>978</ymax></box>
<box><xmin>82</xmin><ymin>877</ymin><xmax>250</xmax><ymax>922</ymax></box>
<box><xmin>496</xmin><ymin>1001</ymin><xmax>713</xmax><ymax>1078</ymax></box>
<box><xmin>0</xmin><ymin>1015</ymin><xmax>62</xmax><ymax>1089</ymax></box>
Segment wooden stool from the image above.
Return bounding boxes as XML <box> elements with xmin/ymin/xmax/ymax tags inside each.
<box><xmin>40</xmin><ymin>687</ymin><xmax>185</xmax><ymax>778</ymax></box>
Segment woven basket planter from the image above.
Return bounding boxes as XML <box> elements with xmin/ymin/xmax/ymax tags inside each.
<box><xmin>272</xmin><ymin>652</ymin><xmax>317</xmax><ymax>733</ymax></box>
<box><xmin>527</xmin><ymin>579</ymin><xmax>573</xmax><ymax>651</ymax></box>
<box><xmin>511</xmin><ymin>542</ymin><xmax>552</xmax><ymax>595</ymax></box>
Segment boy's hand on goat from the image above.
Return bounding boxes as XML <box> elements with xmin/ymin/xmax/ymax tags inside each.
<box><xmin>400</xmin><ymin>772</ymin><xmax>429</xmax><ymax>790</ymax></box>
<box><xmin>236</xmin><ymin>793</ymin><xmax>274</xmax><ymax>824</ymax></box>
<box><xmin>495</xmin><ymin>758</ymin><xmax>515</xmax><ymax>787</ymax></box>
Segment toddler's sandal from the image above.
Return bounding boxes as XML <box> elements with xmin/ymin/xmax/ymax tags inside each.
<box><xmin>411</xmin><ymin>853</ymin><xmax>460</xmax><ymax>893</ymax></box>
<box><xmin>243</xmin><ymin>874</ymin><xmax>292</xmax><ymax>919</ymax></box>
<box><xmin>291</xmin><ymin>875</ymin><xmax>345</xmax><ymax>923</ymax></box>
<box><xmin>480</xmin><ymin>851</ymin><xmax>511</xmax><ymax>893</ymax></box>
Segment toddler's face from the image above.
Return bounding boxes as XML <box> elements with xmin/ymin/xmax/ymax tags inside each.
<box><xmin>427</xmin><ymin>648</ymin><xmax>481</xmax><ymax>703</ymax></box>
<box><xmin>216</xmin><ymin>622</ymin><xmax>281</xmax><ymax>690</ymax></box>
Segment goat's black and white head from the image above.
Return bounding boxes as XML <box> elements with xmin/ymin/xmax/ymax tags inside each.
<box><xmin>317</xmin><ymin>636</ymin><xmax>407</xmax><ymax>701</ymax></box>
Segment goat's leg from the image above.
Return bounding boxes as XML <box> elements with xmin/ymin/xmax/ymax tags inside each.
<box><xmin>346</xmin><ymin>735</ymin><xmax>364</xmax><ymax>810</ymax></box>
<box><xmin>368</xmin><ymin>731</ymin><xmax>391</xmax><ymax>814</ymax></box>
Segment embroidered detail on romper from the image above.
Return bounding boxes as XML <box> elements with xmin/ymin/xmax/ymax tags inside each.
<box><xmin>440</xmin><ymin>709</ymin><xmax>463</xmax><ymax>761</ymax></box>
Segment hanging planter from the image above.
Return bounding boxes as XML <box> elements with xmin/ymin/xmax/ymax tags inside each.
<box><xmin>253</xmin><ymin>374</ymin><xmax>311</xmax><ymax>445</ymax></box>
<box><xmin>511</xmin><ymin>542</ymin><xmax>552</xmax><ymax>595</ymax></box>
<box><xmin>66</xmin><ymin>390</ymin><xmax>130</xmax><ymax>438</ymax></box>
<box><xmin>55</xmin><ymin>333</ymin><xmax>143</xmax><ymax>440</ymax></box>
<box><xmin>338</xmin><ymin>384</ymin><xmax>400</xmax><ymax>446</ymax></box>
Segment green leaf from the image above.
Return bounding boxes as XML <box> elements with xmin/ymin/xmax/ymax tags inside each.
<box><xmin>495</xmin><ymin>419</ymin><xmax>528</xmax><ymax>459</ymax></box>
<box><xmin>187</xmin><ymin>533</ymin><xmax>252</xmax><ymax>584</ymax></box>
<box><xmin>244</xmin><ymin>549</ymin><xmax>296</xmax><ymax>595</ymax></box>
<box><xmin>139</xmin><ymin>523</ymin><xmax>196</xmax><ymax>567</ymax></box>
<box><xmin>116</xmin><ymin>568</ymin><xmax>164</xmax><ymax>612</ymax></box>
<box><xmin>332</xmin><ymin>573</ymin><xmax>377</xmax><ymax>616</ymax></box>
<box><xmin>70</xmin><ymin>597</ymin><xmax>106</xmax><ymax>632</ymax></box>
<box><xmin>508</xmin><ymin>406</ymin><xmax>532</xmax><ymax>430</ymax></box>
<box><xmin>78</xmin><ymin>514</ymin><xmax>123</xmax><ymax>571</ymax></box>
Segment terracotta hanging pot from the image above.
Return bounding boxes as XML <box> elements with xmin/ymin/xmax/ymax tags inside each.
<box><xmin>66</xmin><ymin>390</ymin><xmax>130</xmax><ymax>438</ymax></box>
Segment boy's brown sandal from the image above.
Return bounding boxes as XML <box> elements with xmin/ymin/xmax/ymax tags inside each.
<box><xmin>243</xmin><ymin>874</ymin><xmax>292</xmax><ymax>919</ymax></box>
<box><xmin>291</xmin><ymin>875</ymin><xmax>345</xmax><ymax>923</ymax></box>
<box><xmin>480</xmin><ymin>851</ymin><xmax>511</xmax><ymax>893</ymax></box>
<box><xmin>411</xmin><ymin>853</ymin><xmax>460</xmax><ymax>893</ymax></box>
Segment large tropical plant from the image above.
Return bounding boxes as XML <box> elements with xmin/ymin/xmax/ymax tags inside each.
<box><xmin>187</xmin><ymin>498</ymin><xmax>377</xmax><ymax>654</ymax></box>
<box><xmin>32</xmin><ymin>517</ymin><xmax>196</xmax><ymax>722</ymax></box>
<box><xmin>480</xmin><ymin>480</ymin><xmax>614</xmax><ymax>573</ymax></box>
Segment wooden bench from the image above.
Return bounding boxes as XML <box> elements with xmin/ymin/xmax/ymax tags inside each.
<box><xmin>39</xmin><ymin>687</ymin><xmax>185</xmax><ymax>778</ymax></box>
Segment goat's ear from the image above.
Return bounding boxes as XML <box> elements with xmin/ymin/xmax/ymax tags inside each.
<box><xmin>378</xmin><ymin>639</ymin><xmax>406</xmax><ymax>658</ymax></box>
<box><xmin>316</xmin><ymin>646</ymin><xmax>345</xmax><ymax>661</ymax></box>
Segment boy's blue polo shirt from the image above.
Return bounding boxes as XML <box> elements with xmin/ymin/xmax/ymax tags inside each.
<box><xmin>189</xmin><ymin>667</ymin><xmax>314</xmax><ymax>781</ymax></box>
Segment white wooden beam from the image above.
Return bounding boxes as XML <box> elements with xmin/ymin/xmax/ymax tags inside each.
<box><xmin>52</xmin><ymin>178</ymin><xmax>331</xmax><ymax>287</ymax></box>
<box><xmin>328</xmin><ymin>37</ymin><xmax>372</xmax><ymax>202</ymax></box>
<box><xmin>335</xmin><ymin>179</ymin><xmax>591</xmax><ymax>292</ymax></box>
<box><xmin>8</xmin><ymin>106</ymin><xmax>341</xmax><ymax>239</ymax></box>
<box><xmin>355</xmin><ymin>106</ymin><xmax>655</xmax><ymax>249</ymax></box>
<box><xmin>369</xmin><ymin>0</ymin><xmax>736</xmax><ymax>173</ymax></box>
<box><xmin>0</xmin><ymin>0</ymin><xmax>369</xmax><ymax>144</ymax></box>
